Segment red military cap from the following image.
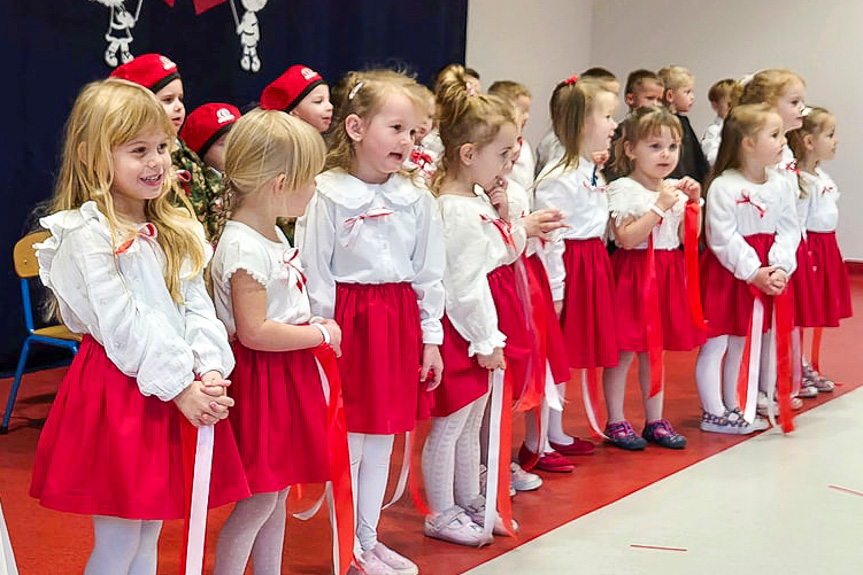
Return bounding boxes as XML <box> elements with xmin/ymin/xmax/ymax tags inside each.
<box><xmin>110</xmin><ymin>53</ymin><xmax>181</xmax><ymax>93</ymax></box>
<box><xmin>180</xmin><ymin>103</ymin><xmax>241</xmax><ymax>157</ymax></box>
<box><xmin>260</xmin><ymin>65</ymin><xmax>325</xmax><ymax>112</ymax></box>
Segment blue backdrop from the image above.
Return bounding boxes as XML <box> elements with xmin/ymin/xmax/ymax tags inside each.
<box><xmin>0</xmin><ymin>0</ymin><xmax>467</xmax><ymax>373</ymax></box>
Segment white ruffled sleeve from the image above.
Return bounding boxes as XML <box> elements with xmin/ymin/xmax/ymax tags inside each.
<box><xmin>37</xmin><ymin>211</ymin><xmax>196</xmax><ymax>401</ymax></box>
<box><xmin>298</xmin><ymin>192</ymin><xmax>337</xmax><ymax>319</ymax></box>
<box><xmin>410</xmin><ymin>193</ymin><xmax>445</xmax><ymax>345</ymax></box>
<box><xmin>534</xmin><ymin>175</ymin><xmax>568</xmax><ymax>301</ymax></box>
<box><xmin>705</xmin><ymin>180</ymin><xmax>763</xmax><ymax>281</ymax></box>
<box><xmin>769</xmin><ymin>187</ymin><xmax>801</xmax><ymax>275</ymax></box>
<box><xmin>607</xmin><ymin>178</ymin><xmax>651</xmax><ymax>225</ymax></box>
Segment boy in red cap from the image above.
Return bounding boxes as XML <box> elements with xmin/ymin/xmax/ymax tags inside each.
<box><xmin>181</xmin><ymin>103</ymin><xmax>241</xmax><ymax>174</ymax></box>
<box><xmin>261</xmin><ymin>64</ymin><xmax>333</xmax><ymax>133</ymax></box>
<box><xmin>111</xmin><ymin>53</ymin><xmax>226</xmax><ymax>241</ymax></box>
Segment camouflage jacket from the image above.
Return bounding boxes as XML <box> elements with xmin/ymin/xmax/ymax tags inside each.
<box><xmin>172</xmin><ymin>139</ymin><xmax>227</xmax><ymax>242</ymax></box>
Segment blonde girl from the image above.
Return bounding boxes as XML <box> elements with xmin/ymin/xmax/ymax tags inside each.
<box><xmin>299</xmin><ymin>69</ymin><xmax>445</xmax><ymax>575</ymax></box>
<box><xmin>29</xmin><ymin>78</ymin><xmax>248</xmax><ymax>575</ymax></box>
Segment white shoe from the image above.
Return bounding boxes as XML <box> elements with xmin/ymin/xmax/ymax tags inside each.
<box><xmin>464</xmin><ymin>496</ymin><xmax>519</xmax><ymax>536</ymax></box>
<box><xmin>370</xmin><ymin>543</ymin><xmax>418</xmax><ymax>575</ymax></box>
<box><xmin>510</xmin><ymin>462</ymin><xmax>542</xmax><ymax>491</ymax></box>
<box><xmin>797</xmin><ymin>384</ymin><xmax>819</xmax><ymax>398</ymax></box>
<box><xmin>423</xmin><ymin>506</ymin><xmax>492</xmax><ymax>547</ymax></box>
<box><xmin>356</xmin><ymin>550</ymin><xmax>397</xmax><ymax>575</ymax></box>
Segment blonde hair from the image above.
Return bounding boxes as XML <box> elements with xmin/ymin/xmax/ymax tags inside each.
<box><xmin>222</xmin><ymin>108</ymin><xmax>326</xmax><ymax>225</ymax></box>
<box><xmin>548</xmin><ymin>77</ymin><xmax>611</xmax><ymax>173</ymax></box>
<box><xmin>50</xmin><ymin>78</ymin><xmax>204</xmax><ymax>303</ymax></box>
<box><xmin>739</xmin><ymin>69</ymin><xmax>805</xmax><ymax>106</ymax></box>
<box><xmin>610</xmin><ymin>106</ymin><xmax>682</xmax><ymax>177</ymax></box>
<box><xmin>325</xmin><ymin>69</ymin><xmax>425</xmax><ymax>172</ymax></box>
<box><xmin>708</xmin><ymin>78</ymin><xmax>742</xmax><ymax>105</ymax></box>
<box><xmin>658</xmin><ymin>65</ymin><xmax>694</xmax><ymax>92</ymax></box>
<box><xmin>431</xmin><ymin>64</ymin><xmax>517</xmax><ymax>194</ymax></box>
<box><xmin>709</xmin><ymin>103</ymin><xmax>778</xmax><ymax>190</ymax></box>
<box><xmin>488</xmin><ymin>80</ymin><xmax>531</xmax><ymax>102</ymax></box>
<box><xmin>787</xmin><ymin>106</ymin><xmax>835</xmax><ymax>198</ymax></box>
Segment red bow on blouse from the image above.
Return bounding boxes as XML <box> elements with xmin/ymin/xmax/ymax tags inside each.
<box><xmin>409</xmin><ymin>148</ymin><xmax>434</xmax><ymax>171</ymax></box>
<box><xmin>115</xmin><ymin>223</ymin><xmax>158</xmax><ymax>255</ymax></box>
<box><xmin>480</xmin><ymin>214</ymin><xmax>515</xmax><ymax>249</ymax></box>
<box><xmin>581</xmin><ymin>181</ymin><xmax>608</xmax><ymax>194</ymax></box>
<box><xmin>784</xmin><ymin>160</ymin><xmax>800</xmax><ymax>175</ymax></box>
<box><xmin>822</xmin><ymin>185</ymin><xmax>835</xmax><ymax>194</ymax></box>
<box><xmin>282</xmin><ymin>248</ymin><xmax>307</xmax><ymax>292</ymax></box>
<box><xmin>736</xmin><ymin>190</ymin><xmax>766</xmax><ymax>218</ymax></box>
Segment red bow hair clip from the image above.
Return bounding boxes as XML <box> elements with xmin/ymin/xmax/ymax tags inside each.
<box><xmin>563</xmin><ymin>74</ymin><xmax>578</xmax><ymax>86</ymax></box>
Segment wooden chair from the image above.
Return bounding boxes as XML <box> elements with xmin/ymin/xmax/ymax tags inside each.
<box><xmin>1</xmin><ymin>231</ymin><xmax>81</xmax><ymax>434</ymax></box>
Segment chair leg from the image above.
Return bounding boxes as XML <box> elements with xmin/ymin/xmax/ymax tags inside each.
<box><xmin>1</xmin><ymin>339</ymin><xmax>31</xmax><ymax>434</ymax></box>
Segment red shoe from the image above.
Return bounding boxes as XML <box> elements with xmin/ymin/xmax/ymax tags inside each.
<box><xmin>518</xmin><ymin>444</ymin><xmax>574</xmax><ymax>473</ymax></box>
<box><xmin>549</xmin><ymin>437</ymin><xmax>596</xmax><ymax>456</ymax></box>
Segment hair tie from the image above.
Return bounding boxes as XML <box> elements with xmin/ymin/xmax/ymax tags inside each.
<box><xmin>348</xmin><ymin>81</ymin><xmax>364</xmax><ymax>101</ymax></box>
<box><xmin>802</xmin><ymin>106</ymin><xmax>813</xmax><ymax>117</ymax></box>
<box><xmin>564</xmin><ymin>74</ymin><xmax>578</xmax><ymax>86</ymax></box>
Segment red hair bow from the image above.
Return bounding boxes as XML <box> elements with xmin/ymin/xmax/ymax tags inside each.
<box><xmin>564</xmin><ymin>74</ymin><xmax>578</xmax><ymax>86</ymax></box>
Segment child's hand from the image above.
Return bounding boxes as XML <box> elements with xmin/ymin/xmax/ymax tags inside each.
<box><xmin>174</xmin><ymin>380</ymin><xmax>234</xmax><ymax>427</ymax></box>
<box><xmin>200</xmin><ymin>370</ymin><xmax>230</xmax><ymax>398</ymax></box>
<box><xmin>420</xmin><ymin>344</ymin><xmax>444</xmax><ymax>391</ymax></box>
<box><xmin>477</xmin><ymin>347</ymin><xmax>506</xmax><ymax>370</ymax></box>
<box><xmin>592</xmin><ymin>150</ymin><xmax>610</xmax><ymax>167</ymax></box>
<box><xmin>554</xmin><ymin>300</ymin><xmax>564</xmax><ymax>317</ymax></box>
<box><xmin>656</xmin><ymin>180</ymin><xmax>678</xmax><ymax>212</ymax></box>
<box><xmin>769</xmin><ymin>268</ymin><xmax>788</xmax><ymax>292</ymax></box>
<box><xmin>318</xmin><ymin>319</ymin><xmax>343</xmax><ymax>357</ymax></box>
<box><xmin>523</xmin><ymin>208</ymin><xmax>566</xmax><ymax>240</ymax></box>
<box><xmin>485</xmin><ymin>178</ymin><xmax>510</xmax><ymax>220</ymax></box>
<box><xmin>675</xmin><ymin>177</ymin><xmax>702</xmax><ymax>203</ymax></box>
<box><xmin>750</xmin><ymin>266</ymin><xmax>783</xmax><ymax>296</ymax></box>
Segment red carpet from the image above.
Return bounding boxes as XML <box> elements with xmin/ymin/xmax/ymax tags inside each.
<box><xmin>2</xmin><ymin>274</ymin><xmax>861</xmax><ymax>575</ymax></box>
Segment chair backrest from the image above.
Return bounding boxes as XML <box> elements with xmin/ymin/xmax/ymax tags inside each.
<box><xmin>14</xmin><ymin>231</ymin><xmax>50</xmax><ymax>279</ymax></box>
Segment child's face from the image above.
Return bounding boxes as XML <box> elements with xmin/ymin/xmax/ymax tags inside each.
<box><xmin>202</xmin><ymin>133</ymin><xmax>228</xmax><ymax>172</ymax></box>
<box><xmin>515</xmin><ymin>95</ymin><xmax>532</xmax><ymax>132</ymax></box>
<box><xmin>811</xmin><ymin>118</ymin><xmax>838</xmax><ymax>163</ymax></box>
<box><xmin>291</xmin><ymin>84</ymin><xmax>334</xmax><ymax>133</ymax></box>
<box><xmin>415</xmin><ymin>102</ymin><xmax>435</xmax><ymax>143</ymax></box>
<box><xmin>468</xmin><ymin>121</ymin><xmax>518</xmax><ymax>190</ymax></box>
<box><xmin>627</xmin><ymin>80</ymin><xmax>664</xmax><ymax>110</ymax></box>
<box><xmin>111</xmin><ymin>129</ymin><xmax>172</xmax><ymax>217</ymax></box>
<box><xmin>582</xmin><ymin>91</ymin><xmax>619</xmax><ymax>155</ymax></box>
<box><xmin>351</xmin><ymin>92</ymin><xmax>418</xmax><ymax>182</ymax></box>
<box><xmin>711</xmin><ymin>95</ymin><xmax>732</xmax><ymax>119</ymax></box>
<box><xmin>668</xmin><ymin>81</ymin><xmax>695</xmax><ymax>113</ymax></box>
<box><xmin>154</xmin><ymin>78</ymin><xmax>185</xmax><ymax>131</ymax></box>
<box><xmin>775</xmin><ymin>80</ymin><xmax>806</xmax><ymax>133</ymax></box>
<box><xmin>747</xmin><ymin>113</ymin><xmax>785</xmax><ymax>168</ymax></box>
<box><xmin>625</xmin><ymin>126</ymin><xmax>680</xmax><ymax>181</ymax></box>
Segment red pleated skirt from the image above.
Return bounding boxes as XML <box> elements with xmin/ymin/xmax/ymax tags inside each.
<box><xmin>335</xmin><ymin>282</ymin><xmax>429</xmax><ymax>434</ymax></box>
<box><xmin>560</xmin><ymin>238</ymin><xmax>619</xmax><ymax>368</ymax></box>
<box><xmin>612</xmin><ymin>248</ymin><xmax>705</xmax><ymax>351</ymax></box>
<box><xmin>433</xmin><ymin>264</ymin><xmax>531</xmax><ymax>417</ymax></box>
<box><xmin>30</xmin><ymin>336</ymin><xmax>250</xmax><ymax>520</ymax></box>
<box><xmin>701</xmin><ymin>234</ymin><xmax>775</xmax><ymax>337</ymax></box>
<box><xmin>230</xmin><ymin>342</ymin><xmax>331</xmax><ymax>493</ymax></box>
<box><xmin>525</xmin><ymin>253</ymin><xmax>571</xmax><ymax>383</ymax></box>
<box><xmin>794</xmin><ymin>231</ymin><xmax>853</xmax><ymax>327</ymax></box>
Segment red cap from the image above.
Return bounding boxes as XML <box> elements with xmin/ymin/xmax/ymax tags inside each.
<box><xmin>260</xmin><ymin>65</ymin><xmax>325</xmax><ymax>112</ymax></box>
<box><xmin>110</xmin><ymin>53</ymin><xmax>181</xmax><ymax>93</ymax></box>
<box><xmin>180</xmin><ymin>103</ymin><xmax>241</xmax><ymax>157</ymax></box>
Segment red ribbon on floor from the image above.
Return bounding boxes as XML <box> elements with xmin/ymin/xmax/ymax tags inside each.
<box><xmin>811</xmin><ymin>327</ymin><xmax>823</xmax><ymax>373</ymax></box>
<box><xmin>178</xmin><ymin>417</ymin><xmax>202</xmax><ymax>575</ymax></box>
<box><xmin>311</xmin><ymin>344</ymin><xmax>354</xmax><ymax>575</ymax></box>
<box><xmin>683</xmin><ymin>203</ymin><xmax>706</xmax><ymax>329</ymax></box>
<box><xmin>775</xmin><ymin>292</ymin><xmax>795</xmax><ymax>433</ymax></box>
<box><xmin>497</xmin><ymin>369</ymin><xmax>516</xmax><ymax>537</ymax></box>
<box><xmin>643</xmin><ymin>236</ymin><xmax>664</xmax><ymax>397</ymax></box>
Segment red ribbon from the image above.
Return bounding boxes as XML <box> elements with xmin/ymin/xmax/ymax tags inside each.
<box><xmin>643</xmin><ymin>236</ymin><xmax>664</xmax><ymax>397</ymax></box>
<box><xmin>409</xmin><ymin>147</ymin><xmax>434</xmax><ymax>171</ymax></box>
<box><xmin>784</xmin><ymin>160</ymin><xmax>800</xmax><ymax>175</ymax></box>
<box><xmin>821</xmin><ymin>185</ymin><xmax>835</xmax><ymax>195</ymax></box>
<box><xmin>406</xmin><ymin>430</ymin><xmax>431</xmax><ymax>516</ymax></box>
<box><xmin>563</xmin><ymin>74</ymin><xmax>578</xmax><ymax>86</ymax></box>
<box><xmin>480</xmin><ymin>214</ymin><xmax>516</xmax><ymax>249</ymax></box>
<box><xmin>518</xmin><ymin>256</ymin><xmax>547</xmax><ymax>413</ymax></box>
<box><xmin>811</xmin><ymin>327</ymin><xmax>823</xmax><ymax>373</ymax></box>
<box><xmin>735</xmin><ymin>289</ymin><xmax>759</xmax><ymax>413</ymax></box>
<box><xmin>114</xmin><ymin>223</ymin><xmax>158</xmax><ymax>255</ymax></box>
<box><xmin>683</xmin><ymin>203</ymin><xmax>706</xmax><ymax>329</ymax></box>
<box><xmin>774</xmin><ymin>291</ymin><xmax>795</xmax><ymax>433</ymax></box>
<box><xmin>282</xmin><ymin>248</ymin><xmax>307</xmax><ymax>292</ymax></box>
<box><xmin>161</xmin><ymin>0</ymin><xmax>228</xmax><ymax>15</ymax></box>
<box><xmin>736</xmin><ymin>191</ymin><xmax>766</xmax><ymax>218</ymax></box>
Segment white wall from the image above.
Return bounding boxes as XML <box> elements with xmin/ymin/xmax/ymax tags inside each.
<box><xmin>466</xmin><ymin>0</ymin><xmax>593</xmax><ymax>146</ymax></box>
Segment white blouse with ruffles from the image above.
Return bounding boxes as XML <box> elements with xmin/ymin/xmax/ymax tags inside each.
<box><xmin>607</xmin><ymin>176</ymin><xmax>687</xmax><ymax>251</ymax></box>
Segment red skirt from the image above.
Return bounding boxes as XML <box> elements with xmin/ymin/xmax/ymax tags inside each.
<box><xmin>612</xmin><ymin>248</ymin><xmax>705</xmax><ymax>352</ymax></box>
<box><xmin>433</xmin><ymin>264</ymin><xmax>531</xmax><ymax>417</ymax></box>
<box><xmin>791</xmin><ymin>238</ymin><xmax>819</xmax><ymax>327</ymax></box>
<box><xmin>230</xmin><ymin>343</ymin><xmax>331</xmax><ymax>493</ymax></box>
<box><xmin>335</xmin><ymin>282</ymin><xmax>429</xmax><ymax>434</ymax></box>
<box><xmin>30</xmin><ymin>336</ymin><xmax>250</xmax><ymax>520</ymax></box>
<box><xmin>795</xmin><ymin>231</ymin><xmax>853</xmax><ymax>327</ymax></box>
<box><xmin>560</xmin><ymin>238</ymin><xmax>619</xmax><ymax>368</ymax></box>
<box><xmin>701</xmin><ymin>234</ymin><xmax>775</xmax><ymax>337</ymax></box>
<box><xmin>525</xmin><ymin>253</ymin><xmax>571</xmax><ymax>383</ymax></box>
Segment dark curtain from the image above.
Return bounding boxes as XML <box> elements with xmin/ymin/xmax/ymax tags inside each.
<box><xmin>0</xmin><ymin>0</ymin><xmax>467</xmax><ymax>373</ymax></box>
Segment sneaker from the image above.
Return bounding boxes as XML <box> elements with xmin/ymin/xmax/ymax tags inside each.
<box><xmin>642</xmin><ymin>419</ymin><xmax>687</xmax><ymax>449</ymax></box>
<box><xmin>804</xmin><ymin>363</ymin><xmax>835</xmax><ymax>392</ymax></box>
<box><xmin>370</xmin><ymin>543</ymin><xmax>418</xmax><ymax>575</ymax></box>
<box><xmin>518</xmin><ymin>444</ymin><xmax>574</xmax><ymax>473</ymax></box>
<box><xmin>356</xmin><ymin>550</ymin><xmax>398</xmax><ymax>575</ymax></box>
<box><xmin>797</xmin><ymin>384</ymin><xmax>819</xmax><ymax>398</ymax></box>
<box><xmin>464</xmin><ymin>496</ymin><xmax>519</xmax><ymax>536</ymax></box>
<box><xmin>604</xmin><ymin>420</ymin><xmax>647</xmax><ymax>450</ymax></box>
<box><xmin>700</xmin><ymin>409</ymin><xmax>767</xmax><ymax>435</ymax></box>
<box><xmin>791</xmin><ymin>396</ymin><xmax>803</xmax><ymax>410</ymax></box>
<box><xmin>756</xmin><ymin>391</ymin><xmax>777</xmax><ymax>417</ymax></box>
<box><xmin>480</xmin><ymin>463</ymin><xmax>520</xmax><ymax>497</ymax></box>
<box><xmin>423</xmin><ymin>506</ymin><xmax>491</xmax><ymax>547</ymax></box>
<box><xmin>510</xmin><ymin>462</ymin><xmax>543</xmax><ymax>491</ymax></box>
<box><xmin>549</xmin><ymin>437</ymin><xmax>596</xmax><ymax>456</ymax></box>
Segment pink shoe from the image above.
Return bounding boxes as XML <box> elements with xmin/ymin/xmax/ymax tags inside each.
<box><xmin>549</xmin><ymin>437</ymin><xmax>596</xmax><ymax>456</ymax></box>
<box><xmin>518</xmin><ymin>444</ymin><xmax>574</xmax><ymax>473</ymax></box>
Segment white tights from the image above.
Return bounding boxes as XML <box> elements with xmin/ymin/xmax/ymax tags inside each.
<box><xmin>84</xmin><ymin>516</ymin><xmax>162</xmax><ymax>575</ymax></box>
<box><xmin>602</xmin><ymin>351</ymin><xmax>664</xmax><ymax>423</ymax></box>
<box><xmin>422</xmin><ymin>393</ymin><xmax>489</xmax><ymax>513</ymax></box>
<box><xmin>348</xmin><ymin>432</ymin><xmax>395</xmax><ymax>552</ymax></box>
<box><xmin>213</xmin><ymin>489</ymin><xmax>290</xmax><ymax>575</ymax></box>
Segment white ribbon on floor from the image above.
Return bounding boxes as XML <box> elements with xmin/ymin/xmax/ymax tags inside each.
<box><xmin>482</xmin><ymin>368</ymin><xmax>505</xmax><ymax>542</ymax></box>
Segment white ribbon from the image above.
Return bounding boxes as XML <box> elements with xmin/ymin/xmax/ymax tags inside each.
<box><xmin>581</xmin><ymin>369</ymin><xmax>608</xmax><ymax>439</ymax></box>
<box><xmin>544</xmin><ymin>362</ymin><xmax>563</xmax><ymax>412</ymax></box>
<box><xmin>184</xmin><ymin>425</ymin><xmax>214</xmax><ymax>575</ymax></box>
<box><xmin>482</xmin><ymin>369</ymin><xmax>505</xmax><ymax>542</ymax></box>
<box><xmin>382</xmin><ymin>431</ymin><xmax>411</xmax><ymax>510</ymax></box>
<box><xmin>764</xmin><ymin>313</ymin><xmax>779</xmax><ymax>427</ymax></box>
<box><xmin>743</xmin><ymin>298</ymin><xmax>765</xmax><ymax>424</ymax></box>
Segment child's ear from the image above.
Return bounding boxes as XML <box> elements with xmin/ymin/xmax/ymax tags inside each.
<box><xmin>664</xmin><ymin>89</ymin><xmax>675</xmax><ymax>104</ymax></box>
<box><xmin>345</xmin><ymin>114</ymin><xmax>364</xmax><ymax>142</ymax></box>
<box><xmin>623</xmin><ymin>140</ymin><xmax>635</xmax><ymax>160</ymax></box>
<box><xmin>459</xmin><ymin>142</ymin><xmax>476</xmax><ymax>165</ymax></box>
<box><xmin>741</xmin><ymin>135</ymin><xmax>755</xmax><ymax>153</ymax></box>
<box><xmin>803</xmin><ymin>133</ymin><xmax>815</xmax><ymax>151</ymax></box>
<box><xmin>273</xmin><ymin>173</ymin><xmax>287</xmax><ymax>193</ymax></box>
<box><xmin>624</xmin><ymin>93</ymin><xmax>635</xmax><ymax>108</ymax></box>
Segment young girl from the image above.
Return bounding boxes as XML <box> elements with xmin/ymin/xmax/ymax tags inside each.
<box><xmin>695</xmin><ymin>103</ymin><xmax>800</xmax><ymax>433</ymax></box>
<box><xmin>787</xmin><ymin>107</ymin><xmax>852</xmax><ymax>384</ymax></box>
<box><xmin>261</xmin><ymin>64</ymin><xmax>334</xmax><ymax>134</ymax></box>
<box><xmin>209</xmin><ymin>110</ymin><xmax>342</xmax><ymax>574</ymax></box>
<box><xmin>424</xmin><ymin>65</ymin><xmax>563</xmax><ymax>545</ymax></box>
<box><xmin>29</xmin><ymin>78</ymin><xmax>249</xmax><ymax>575</ymax></box>
<box><xmin>533</xmin><ymin>76</ymin><xmax>620</xmax><ymax>457</ymax></box>
<box><xmin>299</xmin><ymin>69</ymin><xmax>445</xmax><ymax>575</ymax></box>
<box><xmin>603</xmin><ymin>106</ymin><xmax>705</xmax><ymax>449</ymax></box>
<box><xmin>111</xmin><ymin>54</ymin><xmax>226</xmax><ymax>241</ymax></box>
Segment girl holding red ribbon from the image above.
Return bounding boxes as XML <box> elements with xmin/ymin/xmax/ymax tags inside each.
<box><xmin>299</xmin><ymin>69</ymin><xmax>446</xmax><ymax>575</ymax></box>
<box><xmin>425</xmin><ymin>64</ymin><xmax>564</xmax><ymax>546</ymax></box>
<box><xmin>209</xmin><ymin>109</ymin><xmax>352</xmax><ymax>575</ymax></box>
<box><xmin>30</xmin><ymin>78</ymin><xmax>250</xmax><ymax>575</ymax></box>
<box><xmin>696</xmin><ymin>103</ymin><xmax>801</xmax><ymax>433</ymax></box>
<box><xmin>604</xmin><ymin>106</ymin><xmax>705</xmax><ymax>450</ymax></box>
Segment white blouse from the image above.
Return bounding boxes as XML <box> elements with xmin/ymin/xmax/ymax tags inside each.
<box><xmin>35</xmin><ymin>201</ymin><xmax>233</xmax><ymax>401</ymax></box>
<box><xmin>505</xmin><ymin>178</ymin><xmax>542</xmax><ymax>259</ymax></box>
<box><xmin>705</xmin><ymin>170</ymin><xmax>800</xmax><ymax>281</ymax></box>
<box><xmin>298</xmin><ymin>169</ymin><xmax>445</xmax><ymax>345</ymax></box>
<box><xmin>701</xmin><ymin>116</ymin><xmax>723</xmax><ymax>166</ymax></box>
<box><xmin>211</xmin><ymin>221</ymin><xmax>311</xmax><ymax>337</ymax></box>
<box><xmin>535</xmin><ymin>130</ymin><xmax>564</xmax><ymax>177</ymax></box>
<box><xmin>509</xmin><ymin>140</ymin><xmax>536</xmax><ymax>191</ymax></box>
<box><xmin>534</xmin><ymin>158</ymin><xmax>610</xmax><ymax>301</ymax></box>
<box><xmin>607</xmin><ymin>176</ymin><xmax>687</xmax><ymax>251</ymax></box>
<box><xmin>438</xmin><ymin>192</ymin><xmax>527</xmax><ymax>356</ymax></box>
<box><xmin>799</xmin><ymin>168</ymin><xmax>841</xmax><ymax>232</ymax></box>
